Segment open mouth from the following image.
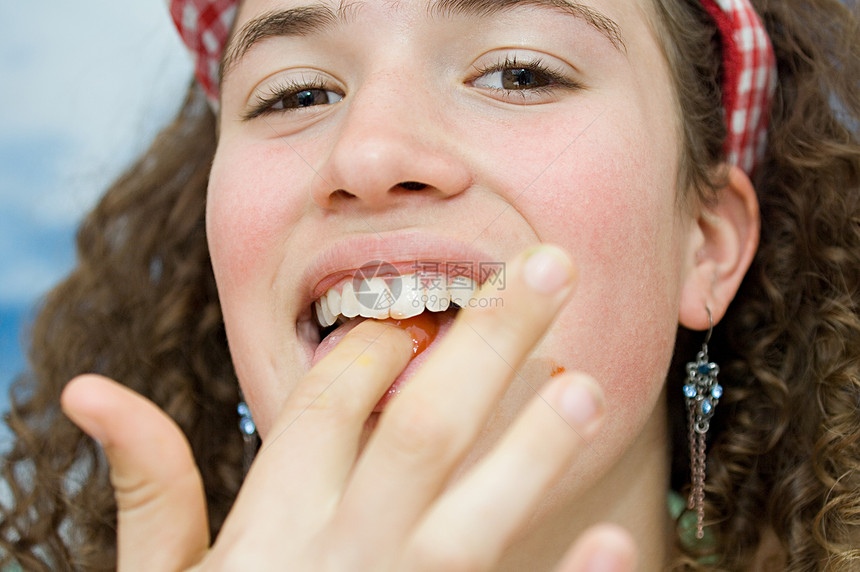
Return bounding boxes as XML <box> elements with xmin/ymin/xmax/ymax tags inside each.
<box><xmin>303</xmin><ymin>267</ymin><xmax>483</xmax><ymax>410</ymax></box>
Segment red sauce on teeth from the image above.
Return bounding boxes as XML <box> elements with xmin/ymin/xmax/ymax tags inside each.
<box><xmin>384</xmin><ymin>313</ymin><xmax>440</xmax><ymax>357</ymax></box>
<box><xmin>551</xmin><ymin>363</ymin><xmax>566</xmax><ymax>377</ymax></box>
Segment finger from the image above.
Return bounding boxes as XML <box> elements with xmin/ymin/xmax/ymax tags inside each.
<box><xmin>399</xmin><ymin>373</ymin><xmax>604</xmax><ymax>570</ymax></box>
<box><xmin>335</xmin><ymin>245</ymin><xmax>577</xmax><ymax>558</ymax></box>
<box><xmin>553</xmin><ymin>524</ymin><xmax>637</xmax><ymax>572</ymax></box>
<box><xmin>218</xmin><ymin>320</ymin><xmax>413</xmax><ymax>544</ymax></box>
<box><xmin>61</xmin><ymin>375</ymin><xmax>208</xmax><ymax>572</ymax></box>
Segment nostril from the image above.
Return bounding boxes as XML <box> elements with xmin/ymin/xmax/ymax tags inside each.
<box><xmin>331</xmin><ymin>189</ymin><xmax>356</xmax><ymax>200</ymax></box>
<box><xmin>398</xmin><ymin>181</ymin><xmax>427</xmax><ymax>191</ymax></box>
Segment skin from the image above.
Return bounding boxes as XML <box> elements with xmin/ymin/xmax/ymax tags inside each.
<box><xmin>61</xmin><ymin>0</ymin><xmax>760</xmax><ymax>569</ymax></box>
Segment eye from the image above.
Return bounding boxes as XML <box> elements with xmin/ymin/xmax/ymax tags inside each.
<box><xmin>474</xmin><ymin>67</ymin><xmax>552</xmax><ymax>90</ymax></box>
<box><xmin>470</xmin><ymin>56</ymin><xmax>581</xmax><ymax>101</ymax></box>
<box><xmin>272</xmin><ymin>88</ymin><xmax>343</xmax><ymax>110</ymax></box>
<box><xmin>245</xmin><ymin>78</ymin><xmax>344</xmax><ymax>120</ymax></box>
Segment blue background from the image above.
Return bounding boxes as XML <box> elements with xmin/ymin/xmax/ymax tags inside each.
<box><xmin>0</xmin><ymin>2</ymin><xmax>192</xmax><ymax>448</ymax></box>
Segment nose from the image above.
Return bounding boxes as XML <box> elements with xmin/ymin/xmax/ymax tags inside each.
<box><xmin>311</xmin><ymin>72</ymin><xmax>471</xmax><ymax>210</ymax></box>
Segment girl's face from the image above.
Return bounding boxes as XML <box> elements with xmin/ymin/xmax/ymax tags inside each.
<box><xmin>209</xmin><ymin>0</ymin><xmax>693</xmax><ymax>505</ymax></box>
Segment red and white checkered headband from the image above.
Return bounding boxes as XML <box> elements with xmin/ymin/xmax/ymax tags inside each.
<box><xmin>169</xmin><ymin>0</ymin><xmax>777</xmax><ymax>175</ymax></box>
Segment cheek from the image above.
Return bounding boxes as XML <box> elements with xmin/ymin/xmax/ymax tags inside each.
<box><xmin>517</xmin><ymin>113</ymin><xmax>683</xmax><ymax>424</ymax></box>
<box><xmin>207</xmin><ymin>142</ymin><xmax>310</xmax><ymax>291</ymax></box>
<box><xmin>207</xmin><ymin>140</ymin><xmax>328</xmax><ymax>433</ymax></box>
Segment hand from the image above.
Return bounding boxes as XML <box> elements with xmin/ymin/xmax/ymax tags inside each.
<box><xmin>61</xmin><ymin>245</ymin><xmax>637</xmax><ymax>571</ymax></box>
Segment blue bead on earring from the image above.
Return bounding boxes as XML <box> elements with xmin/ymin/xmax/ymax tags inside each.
<box><xmin>683</xmin><ymin>307</ymin><xmax>722</xmax><ymax>540</ymax></box>
<box><xmin>237</xmin><ymin>399</ymin><xmax>258</xmax><ymax>475</ymax></box>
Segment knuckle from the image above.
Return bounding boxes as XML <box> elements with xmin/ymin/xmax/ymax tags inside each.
<box><xmin>284</xmin><ymin>381</ymin><xmax>332</xmax><ymax>413</ymax></box>
<box><xmin>112</xmin><ymin>443</ymin><xmax>201</xmax><ymax>512</ymax></box>
<box><xmin>113</xmin><ymin>478</ymin><xmax>159</xmax><ymax>513</ymax></box>
<box><xmin>465</xmin><ymin>304</ymin><xmax>528</xmax><ymax>353</ymax></box>
<box><xmin>285</xmin><ymin>380</ymin><xmax>362</xmax><ymax>422</ymax></box>
<box><xmin>381</xmin><ymin>401</ymin><xmax>460</xmax><ymax>466</ymax></box>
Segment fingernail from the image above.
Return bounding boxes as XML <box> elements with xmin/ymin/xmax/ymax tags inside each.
<box><xmin>523</xmin><ymin>246</ymin><xmax>574</xmax><ymax>294</ymax></box>
<box><xmin>561</xmin><ymin>381</ymin><xmax>601</xmax><ymax>428</ymax></box>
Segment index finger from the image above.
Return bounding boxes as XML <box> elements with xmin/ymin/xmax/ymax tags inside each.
<box><xmin>215</xmin><ymin>320</ymin><xmax>413</xmax><ymax>551</ymax></box>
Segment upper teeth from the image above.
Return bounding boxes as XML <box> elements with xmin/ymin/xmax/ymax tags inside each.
<box><xmin>314</xmin><ymin>272</ymin><xmax>478</xmax><ymax>327</ymax></box>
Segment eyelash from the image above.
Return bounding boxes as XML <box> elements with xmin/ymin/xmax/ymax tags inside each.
<box><xmin>244</xmin><ymin>56</ymin><xmax>581</xmax><ymax>119</ymax></box>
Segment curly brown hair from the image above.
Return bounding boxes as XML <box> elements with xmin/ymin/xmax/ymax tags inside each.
<box><xmin>655</xmin><ymin>0</ymin><xmax>860</xmax><ymax>569</ymax></box>
<box><xmin>2</xmin><ymin>0</ymin><xmax>859</xmax><ymax>570</ymax></box>
<box><xmin>0</xmin><ymin>91</ymin><xmax>239</xmax><ymax>571</ymax></box>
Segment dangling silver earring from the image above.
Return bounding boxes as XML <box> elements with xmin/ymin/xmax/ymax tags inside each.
<box><xmin>683</xmin><ymin>307</ymin><xmax>722</xmax><ymax>540</ymax></box>
<box><xmin>237</xmin><ymin>398</ymin><xmax>258</xmax><ymax>476</ymax></box>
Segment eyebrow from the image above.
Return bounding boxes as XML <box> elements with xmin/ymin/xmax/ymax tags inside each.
<box><xmin>221</xmin><ymin>0</ymin><xmax>626</xmax><ymax>82</ymax></box>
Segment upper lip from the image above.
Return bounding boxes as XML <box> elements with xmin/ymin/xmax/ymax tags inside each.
<box><xmin>299</xmin><ymin>231</ymin><xmax>501</xmax><ymax>310</ymax></box>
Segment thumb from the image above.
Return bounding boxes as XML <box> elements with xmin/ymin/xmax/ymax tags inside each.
<box><xmin>61</xmin><ymin>374</ymin><xmax>209</xmax><ymax>571</ymax></box>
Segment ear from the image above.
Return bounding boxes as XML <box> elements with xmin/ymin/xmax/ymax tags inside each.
<box><xmin>679</xmin><ymin>165</ymin><xmax>760</xmax><ymax>330</ymax></box>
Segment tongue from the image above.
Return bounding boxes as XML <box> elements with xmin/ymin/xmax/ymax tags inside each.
<box><xmin>311</xmin><ymin>311</ymin><xmax>447</xmax><ymax>368</ymax></box>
